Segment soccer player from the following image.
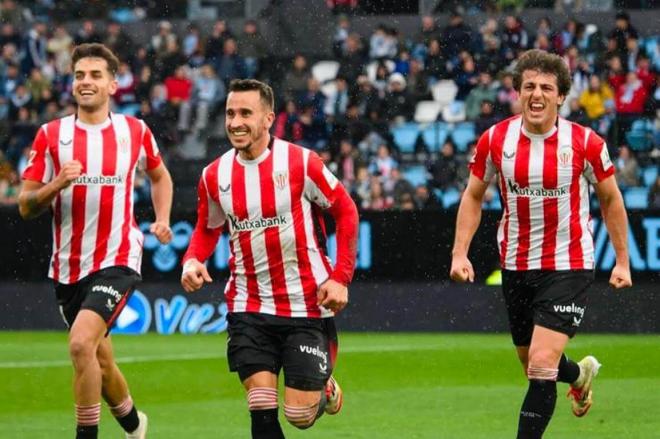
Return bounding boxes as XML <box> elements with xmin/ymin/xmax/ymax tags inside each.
<box><xmin>18</xmin><ymin>43</ymin><xmax>173</xmax><ymax>439</ymax></box>
<box><xmin>181</xmin><ymin>79</ymin><xmax>358</xmax><ymax>438</ymax></box>
<box><xmin>449</xmin><ymin>49</ymin><xmax>632</xmax><ymax>439</ymax></box>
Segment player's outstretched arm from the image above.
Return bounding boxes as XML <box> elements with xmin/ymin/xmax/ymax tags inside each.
<box><xmin>594</xmin><ymin>175</ymin><xmax>632</xmax><ymax>289</ymax></box>
<box><xmin>450</xmin><ymin>174</ymin><xmax>489</xmax><ymax>283</ymax></box>
<box><xmin>146</xmin><ymin>162</ymin><xmax>173</xmax><ymax>244</ymax></box>
<box><xmin>18</xmin><ymin>160</ymin><xmax>83</xmax><ymax>220</ymax></box>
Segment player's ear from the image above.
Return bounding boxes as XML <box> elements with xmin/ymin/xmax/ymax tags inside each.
<box><xmin>108</xmin><ymin>76</ymin><xmax>118</xmax><ymax>96</ymax></box>
<box><xmin>557</xmin><ymin>94</ymin><xmax>565</xmax><ymax>106</ymax></box>
<box><xmin>264</xmin><ymin>110</ymin><xmax>275</xmax><ymax>129</ymax></box>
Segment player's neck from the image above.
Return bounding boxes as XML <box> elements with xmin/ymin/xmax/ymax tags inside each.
<box><xmin>237</xmin><ymin>134</ymin><xmax>271</xmax><ymax>161</ymax></box>
<box><xmin>77</xmin><ymin>106</ymin><xmax>110</xmax><ymax>125</ymax></box>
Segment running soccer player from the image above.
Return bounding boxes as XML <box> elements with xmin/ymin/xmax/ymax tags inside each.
<box><xmin>18</xmin><ymin>43</ymin><xmax>173</xmax><ymax>439</ymax></box>
<box><xmin>449</xmin><ymin>49</ymin><xmax>632</xmax><ymax>439</ymax></box>
<box><xmin>181</xmin><ymin>79</ymin><xmax>358</xmax><ymax>439</ymax></box>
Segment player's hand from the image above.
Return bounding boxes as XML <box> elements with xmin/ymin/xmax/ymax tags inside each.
<box><xmin>317</xmin><ymin>279</ymin><xmax>348</xmax><ymax>313</ymax></box>
<box><xmin>450</xmin><ymin>254</ymin><xmax>475</xmax><ymax>283</ymax></box>
<box><xmin>181</xmin><ymin>258</ymin><xmax>213</xmax><ymax>293</ymax></box>
<box><xmin>54</xmin><ymin>160</ymin><xmax>83</xmax><ymax>190</ymax></box>
<box><xmin>609</xmin><ymin>263</ymin><xmax>632</xmax><ymax>289</ymax></box>
<box><xmin>150</xmin><ymin>221</ymin><xmax>172</xmax><ymax>244</ymax></box>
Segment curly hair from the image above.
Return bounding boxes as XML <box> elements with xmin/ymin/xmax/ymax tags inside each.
<box><xmin>512</xmin><ymin>49</ymin><xmax>571</xmax><ymax>97</ymax></box>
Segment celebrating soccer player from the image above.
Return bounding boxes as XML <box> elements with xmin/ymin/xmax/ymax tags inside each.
<box><xmin>18</xmin><ymin>43</ymin><xmax>173</xmax><ymax>439</ymax></box>
<box><xmin>449</xmin><ymin>49</ymin><xmax>632</xmax><ymax>439</ymax></box>
<box><xmin>181</xmin><ymin>79</ymin><xmax>358</xmax><ymax>438</ymax></box>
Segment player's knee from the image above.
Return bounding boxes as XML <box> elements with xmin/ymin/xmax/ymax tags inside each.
<box><xmin>528</xmin><ymin>349</ymin><xmax>560</xmax><ymax>370</ymax></box>
<box><xmin>68</xmin><ymin>337</ymin><xmax>95</xmax><ymax>364</ymax></box>
<box><xmin>247</xmin><ymin>387</ymin><xmax>279</xmax><ymax>412</ymax></box>
<box><xmin>284</xmin><ymin>404</ymin><xmax>318</xmax><ymax>429</ymax></box>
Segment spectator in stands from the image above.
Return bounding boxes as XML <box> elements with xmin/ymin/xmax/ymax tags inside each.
<box><xmin>281</xmin><ymin>53</ymin><xmax>310</xmax><ymax>103</ymax></box>
<box><xmin>164</xmin><ymin>64</ymin><xmax>192</xmax><ymax>130</ymax></box>
<box><xmin>442</xmin><ymin>10</ymin><xmax>472</xmax><ymax>62</ymax></box>
<box><xmin>476</xmin><ymin>35</ymin><xmax>505</xmax><ymax>77</ymax></box>
<box><xmin>414</xmin><ymin>185</ymin><xmax>441</xmax><ymax>210</ymax></box>
<box><xmin>369</xmin><ymin>144</ymin><xmax>398</xmax><ymax>183</ymax></box>
<box><xmin>299</xmin><ymin>78</ymin><xmax>325</xmax><ymax>116</ymax></box>
<box><xmin>205</xmin><ymin>19</ymin><xmax>234</xmax><ymax>64</ymax></box>
<box><xmin>615</xmin><ymin>145</ymin><xmax>640</xmax><ymax>189</ymax></box>
<box><xmin>608</xmin><ymin>10</ymin><xmax>639</xmax><ymax>60</ymax></box>
<box><xmin>0</xmin><ymin>22</ymin><xmax>21</xmax><ymax>50</ymax></box>
<box><xmin>579</xmin><ymin>74</ymin><xmax>615</xmax><ymax>137</ymax></box>
<box><xmin>369</xmin><ymin>24</ymin><xmax>397</xmax><ymax>61</ymax></box>
<box><xmin>74</xmin><ymin>19</ymin><xmax>102</xmax><ymax>46</ymax></box>
<box><xmin>332</xmin><ymin>14</ymin><xmax>351</xmax><ymax>58</ymax></box>
<box><xmin>22</xmin><ymin>21</ymin><xmax>47</xmax><ymax>75</ymax></box>
<box><xmin>407</xmin><ymin>58</ymin><xmax>431</xmax><ymax>104</ymax></box>
<box><xmin>453</xmin><ymin>53</ymin><xmax>478</xmax><ymax>101</ymax></box>
<box><xmin>605</xmin><ymin>55</ymin><xmax>626</xmax><ymax>91</ymax></box>
<box><xmin>324</xmin><ymin>75</ymin><xmax>349</xmax><ymax>123</ymax></box>
<box><xmin>299</xmin><ymin>103</ymin><xmax>328</xmax><ymax>151</ymax></box>
<box><xmin>566</xmin><ymin>97</ymin><xmax>589</xmax><ymax>126</ymax></box>
<box><xmin>496</xmin><ymin>71</ymin><xmax>517</xmax><ymax>117</ymax></box>
<box><xmin>8</xmin><ymin>83</ymin><xmax>31</xmax><ymax>121</ymax></box>
<box><xmin>25</xmin><ymin>67</ymin><xmax>50</xmax><ymax>105</ymax></box>
<box><xmin>615</xmin><ymin>71</ymin><xmax>649</xmax><ymax>143</ymax></box>
<box><xmin>365</xmin><ymin>175</ymin><xmax>393</xmax><ymax>210</ymax></box>
<box><xmin>424</xmin><ymin>38</ymin><xmax>449</xmax><ymax>83</ymax></box>
<box><xmin>429</xmin><ymin>140</ymin><xmax>459</xmax><ymax>191</ymax></box>
<box><xmin>412</xmin><ymin>15</ymin><xmax>440</xmax><ymax>60</ymax></box>
<box><xmin>274</xmin><ymin>99</ymin><xmax>303</xmax><ymax>143</ymax></box>
<box><xmin>104</xmin><ymin>21</ymin><xmax>134</xmax><ymax>64</ymax></box>
<box><xmin>474</xmin><ymin>100</ymin><xmax>499</xmax><ymax>136</ymax></box>
<box><xmin>238</xmin><ymin>19</ymin><xmax>267</xmax><ymax>79</ymax></box>
<box><xmin>47</xmin><ymin>24</ymin><xmax>73</xmax><ymax>74</ymax></box>
<box><xmin>7</xmin><ymin>106</ymin><xmax>36</xmax><ymax>165</ymax></box>
<box><xmin>474</xmin><ymin>17</ymin><xmax>499</xmax><ymax>54</ymax></box>
<box><xmin>155</xmin><ymin>38</ymin><xmax>186</xmax><ymax>82</ymax></box>
<box><xmin>336</xmin><ymin>33</ymin><xmax>365</xmax><ymax>85</ymax></box>
<box><xmin>0</xmin><ymin>168</ymin><xmax>19</xmax><ymax>205</ymax></box>
<box><xmin>335</xmin><ymin>139</ymin><xmax>362</xmax><ymax>190</ymax></box>
<box><xmin>181</xmin><ymin>64</ymin><xmax>225</xmax><ymax>132</ymax></box>
<box><xmin>372</xmin><ymin>61</ymin><xmax>391</xmax><ymax>97</ymax></box>
<box><xmin>624</xmin><ymin>36</ymin><xmax>644</xmax><ymax>72</ymax></box>
<box><xmin>114</xmin><ymin>61</ymin><xmax>136</xmax><ymax>109</ymax></box>
<box><xmin>134</xmin><ymin>65</ymin><xmax>155</xmax><ymax>103</ymax></box>
<box><xmin>384</xmin><ymin>167</ymin><xmax>414</xmax><ymax>207</ymax></box>
<box><xmin>343</xmin><ymin>102</ymin><xmax>371</xmax><ymax>146</ymax></box>
<box><xmin>383</xmin><ymin>72</ymin><xmax>414</xmax><ymax>123</ymax></box>
<box><xmin>635</xmin><ymin>54</ymin><xmax>656</xmax><ymax>93</ymax></box>
<box><xmin>181</xmin><ymin>23</ymin><xmax>202</xmax><ymax>61</ymax></box>
<box><xmin>354</xmin><ymin>74</ymin><xmax>381</xmax><ymax>118</ymax></box>
<box><xmin>150</xmin><ymin>20</ymin><xmax>177</xmax><ymax>59</ymax></box>
<box><xmin>500</xmin><ymin>15</ymin><xmax>528</xmax><ymax>62</ymax></box>
<box><xmin>214</xmin><ymin>37</ymin><xmax>246</xmax><ymax>87</ymax></box>
<box><xmin>0</xmin><ymin>0</ymin><xmax>30</xmax><ymax>29</ymax></box>
<box><xmin>649</xmin><ymin>176</ymin><xmax>660</xmax><ymax>209</ymax></box>
<box><xmin>465</xmin><ymin>70</ymin><xmax>497</xmax><ymax>121</ymax></box>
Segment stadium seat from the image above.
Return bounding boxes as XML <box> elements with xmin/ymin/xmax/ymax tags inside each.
<box><xmin>431</xmin><ymin>80</ymin><xmax>458</xmax><ymax>107</ymax></box>
<box><xmin>312</xmin><ymin>60</ymin><xmax>340</xmax><ymax>84</ymax></box>
<box><xmin>401</xmin><ymin>165</ymin><xmax>428</xmax><ymax>187</ymax></box>
<box><xmin>441</xmin><ymin>187</ymin><xmax>461</xmax><ymax>209</ymax></box>
<box><xmin>644</xmin><ymin>36</ymin><xmax>660</xmax><ymax>69</ymax></box>
<box><xmin>623</xmin><ymin>187</ymin><xmax>649</xmax><ymax>209</ymax></box>
<box><xmin>451</xmin><ymin>122</ymin><xmax>476</xmax><ymax>152</ymax></box>
<box><xmin>642</xmin><ymin>166</ymin><xmax>658</xmax><ymax>187</ymax></box>
<box><xmin>414</xmin><ymin>101</ymin><xmax>443</xmax><ymax>124</ymax></box>
<box><xmin>442</xmin><ymin>101</ymin><xmax>466</xmax><ymax>123</ymax></box>
<box><xmin>625</xmin><ymin>119</ymin><xmax>653</xmax><ymax>151</ymax></box>
<box><xmin>420</xmin><ymin>122</ymin><xmax>448</xmax><ymax>152</ymax></box>
<box><xmin>391</xmin><ymin>123</ymin><xmax>420</xmax><ymax>154</ymax></box>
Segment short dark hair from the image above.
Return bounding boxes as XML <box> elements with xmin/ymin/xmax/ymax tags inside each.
<box><xmin>71</xmin><ymin>43</ymin><xmax>120</xmax><ymax>76</ymax></box>
<box><xmin>228</xmin><ymin>79</ymin><xmax>275</xmax><ymax>111</ymax></box>
<box><xmin>512</xmin><ymin>49</ymin><xmax>571</xmax><ymax>97</ymax></box>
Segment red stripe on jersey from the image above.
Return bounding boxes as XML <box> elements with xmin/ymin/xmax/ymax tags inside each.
<box><xmin>311</xmin><ymin>205</ymin><xmax>334</xmax><ymax>274</ymax></box>
<box><xmin>569</xmin><ymin>124</ymin><xmax>585</xmax><ymax>269</ymax></box>
<box><xmin>115</xmin><ymin>118</ymin><xmax>140</xmax><ymax>266</ymax></box>
<box><xmin>288</xmin><ymin>146</ymin><xmax>320</xmax><ymax>317</ymax></box>
<box><xmin>92</xmin><ymin>126</ymin><xmax>118</xmax><ymax>271</ymax></box>
<box><xmin>514</xmin><ymin>134</ymin><xmax>531</xmax><ymax>271</ymax></box>
<box><xmin>226</xmin><ymin>238</ymin><xmax>236</xmax><ymax>311</ymax></box>
<box><xmin>490</xmin><ymin>121</ymin><xmax>509</xmax><ymax>267</ymax></box>
<box><xmin>68</xmin><ymin>126</ymin><xmax>88</xmax><ymax>283</ymax></box>
<box><xmin>231</xmin><ymin>159</ymin><xmax>260</xmax><ymax>312</ymax></box>
<box><xmin>258</xmin><ymin>154</ymin><xmax>291</xmax><ymax>316</ymax></box>
<box><xmin>541</xmin><ymin>134</ymin><xmax>559</xmax><ymax>270</ymax></box>
<box><xmin>46</xmin><ymin>119</ymin><xmax>63</xmax><ymax>279</ymax></box>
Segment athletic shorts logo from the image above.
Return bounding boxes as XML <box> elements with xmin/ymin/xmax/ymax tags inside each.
<box><xmin>299</xmin><ymin>345</ymin><xmax>328</xmax><ymax>364</ymax></box>
<box><xmin>553</xmin><ymin>302</ymin><xmax>585</xmax><ymax>327</ymax></box>
<box><xmin>92</xmin><ymin>284</ymin><xmax>122</xmax><ymax>302</ymax></box>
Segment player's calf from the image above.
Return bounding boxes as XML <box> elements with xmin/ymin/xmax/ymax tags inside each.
<box><xmin>248</xmin><ymin>387</ymin><xmax>284</xmax><ymax>439</ymax></box>
<box><xmin>284</xmin><ymin>403</ymin><xmax>320</xmax><ymax>429</ymax></box>
<box><xmin>517</xmin><ymin>366</ymin><xmax>559</xmax><ymax>439</ymax></box>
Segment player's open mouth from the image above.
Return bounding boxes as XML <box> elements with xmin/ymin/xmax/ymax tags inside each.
<box><xmin>79</xmin><ymin>90</ymin><xmax>96</xmax><ymax>96</ymax></box>
<box><xmin>529</xmin><ymin>102</ymin><xmax>544</xmax><ymax>113</ymax></box>
<box><xmin>230</xmin><ymin>130</ymin><xmax>249</xmax><ymax>137</ymax></box>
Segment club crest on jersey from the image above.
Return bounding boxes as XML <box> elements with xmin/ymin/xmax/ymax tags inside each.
<box><xmin>273</xmin><ymin>171</ymin><xmax>288</xmax><ymax>190</ymax></box>
<box><xmin>557</xmin><ymin>144</ymin><xmax>573</xmax><ymax>167</ymax></box>
<box><xmin>118</xmin><ymin>136</ymin><xmax>130</xmax><ymax>153</ymax></box>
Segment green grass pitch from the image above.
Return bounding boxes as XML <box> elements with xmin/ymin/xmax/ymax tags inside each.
<box><xmin>1</xmin><ymin>332</ymin><xmax>658</xmax><ymax>438</ymax></box>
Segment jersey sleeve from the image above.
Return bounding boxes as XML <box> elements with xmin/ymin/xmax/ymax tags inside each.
<box><xmin>22</xmin><ymin>126</ymin><xmax>54</xmax><ymax>184</ymax></box>
<box><xmin>583</xmin><ymin>130</ymin><xmax>615</xmax><ymax>184</ymax></box>
<box><xmin>182</xmin><ymin>170</ymin><xmax>225</xmax><ymax>264</ymax></box>
<box><xmin>139</xmin><ymin>121</ymin><xmax>162</xmax><ymax>171</ymax></box>
<box><xmin>468</xmin><ymin>128</ymin><xmax>497</xmax><ymax>183</ymax></box>
<box><xmin>304</xmin><ymin>151</ymin><xmax>341</xmax><ymax>208</ymax></box>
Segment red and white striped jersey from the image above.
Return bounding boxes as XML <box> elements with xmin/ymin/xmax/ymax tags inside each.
<box><xmin>470</xmin><ymin>115</ymin><xmax>615</xmax><ymax>271</ymax></box>
<box><xmin>192</xmin><ymin>138</ymin><xmax>347</xmax><ymax>318</ymax></box>
<box><xmin>22</xmin><ymin>113</ymin><xmax>162</xmax><ymax>284</ymax></box>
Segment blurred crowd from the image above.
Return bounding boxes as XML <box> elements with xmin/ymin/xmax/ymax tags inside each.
<box><xmin>0</xmin><ymin>0</ymin><xmax>658</xmax><ymax>211</ymax></box>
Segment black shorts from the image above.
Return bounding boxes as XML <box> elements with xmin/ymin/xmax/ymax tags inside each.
<box><xmin>54</xmin><ymin>266</ymin><xmax>141</xmax><ymax>335</ymax></box>
<box><xmin>501</xmin><ymin>269</ymin><xmax>594</xmax><ymax>346</ymax></box>
<box><xmin>227</xmin><ymin>312</ymin><xmax>338</xmax><ymax>391</ymax></box>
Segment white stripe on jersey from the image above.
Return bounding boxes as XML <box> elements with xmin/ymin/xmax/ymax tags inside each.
<box><xmin>78</xmin><ymin>127</ymin><xmax>103</xmax><ymax>278</ymax></box>
<box><xmin>526</xmin><ymin>135</ymin><xmax>546</xmax><ymax>269</ymax></box>
<box><xmin>272</xmin><ymin>140</ymin><xmax>306</xmax><ymax>315</ymax></box>
<box><xmin>555</xmin><ymin>119</ymin><xmax>574</xmax><ymax>270</ymax></box>
<box><xmin>500</xmin><ymin>118</ymin><xmax>522</xmax><ymax>269</ymax></box>
<box><xmin>52</xmin><ymin>115</ymin><xmax>76</xmax><ymax>283</ymax></box>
